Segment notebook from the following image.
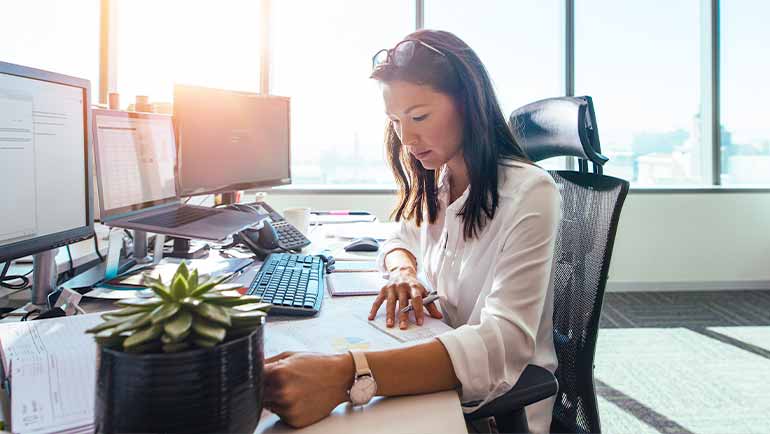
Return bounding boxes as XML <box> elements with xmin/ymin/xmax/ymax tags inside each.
<box><xmin>327</xmin><ymin>272</ymin><xmax>387</xmax><ymax>296</ymax></box>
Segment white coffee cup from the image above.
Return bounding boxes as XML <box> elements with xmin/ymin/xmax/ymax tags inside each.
<box><xmin>282</xmin><ymin>207</ymin><xmax>311</xmax><ymax>235</ymax></box>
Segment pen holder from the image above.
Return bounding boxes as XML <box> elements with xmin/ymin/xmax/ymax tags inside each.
<box><xmin>94</xmin><ymin>325</ymin><xmax>264</xmax><ymax>434</ymax></box>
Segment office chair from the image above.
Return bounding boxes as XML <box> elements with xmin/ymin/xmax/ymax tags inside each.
<box><xmin>463</xmin><ymin>96</ymin><xmax>629</xmax><ymax>433</ymax></box>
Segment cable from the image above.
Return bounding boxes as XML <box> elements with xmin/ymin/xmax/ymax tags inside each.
<box><xmin>65</xmin><ymin>245</ymin><xmax>75</xmax><ymax>279</ymax></box>
<box><xmin>0</xmin><ymin>261</ymin><xmax>31</xmax><ymax>290</ymax></box>
<box><xmin>93</xmin><ymin>234</ymin><xmax>105</xmax><ymax>262</ymax></box>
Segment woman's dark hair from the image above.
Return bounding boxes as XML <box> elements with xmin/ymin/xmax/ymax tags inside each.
<box><xmin>371</xmin><ymin>29</ymin><xmax>531</xmax><ymax>240</ymax></box>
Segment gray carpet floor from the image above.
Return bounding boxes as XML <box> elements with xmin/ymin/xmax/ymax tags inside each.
<box><xmin>594</xmin><ymin>291</ymin><xmax>770</xmax><ymax>434</ymax></box>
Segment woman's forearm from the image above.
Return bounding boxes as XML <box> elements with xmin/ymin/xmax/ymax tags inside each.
<box><xmin>337</xmin><ymin>339</ymin><xmax>460</xmax><ymax>397</ymax></box>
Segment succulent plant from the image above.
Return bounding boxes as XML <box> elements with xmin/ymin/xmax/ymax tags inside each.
<box><xmin>86</xmin><ymin>262</ymin><xmax>270</xmax><ymax>353</ymax></box>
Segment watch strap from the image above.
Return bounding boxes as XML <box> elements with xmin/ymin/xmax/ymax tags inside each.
<box><xmin>349</xmin><ymin>349</ymin><xmax>372</xmax><ymax>377</ymax></box>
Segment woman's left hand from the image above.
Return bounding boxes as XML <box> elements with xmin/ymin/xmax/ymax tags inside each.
<box><xmin>263</xmin><ymin>351</ymin><xmax>354</xmax><ymax>428</ymax></box>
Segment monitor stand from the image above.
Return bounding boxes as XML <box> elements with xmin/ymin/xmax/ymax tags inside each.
<box><xmin>133</xmin><ymin>230</ymin><xmax>153</xmax><ymax>264</ymax></box>
<box><xmin>30</xmin><ymin>249</ymin><xmax>58</xmax><ymax>306</ymax></box>
<box><xmin>166</xmin><ymin>238</ymin><xmax>210</xmax><ymax>259</ymax></box>
<box><xmin>214</xmin><ymin>191</ymin><xmax>239</xmax><ymax>207</ymax></box>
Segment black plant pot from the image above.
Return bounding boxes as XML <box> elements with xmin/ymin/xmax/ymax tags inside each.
<box><xmin>95</xmin><ymin>326</ymin><xmax>264</xmax><ymax>434</ymax></box>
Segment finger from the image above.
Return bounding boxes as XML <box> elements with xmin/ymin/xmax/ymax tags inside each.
<box><xmin>368</xmin><ymin>291</ymin><xmax>387</xmax><ymax>320</ymax></box>
<box><xmin>397</xmin><ymin>291</ymin><xmax>409</xmax><ymax>329</ymax></box>
<box><xmin>262</xmin><ymin>375</ymin><xmax>280</xmax><ymax>402</ymax></box>
<box><xmin>426</xmin><ymin>301</ymin><xmax>443</xmax><ymax>319</ymax></box>
<box><xmin>266</xmin><ymin>351</ymin><xmax>294</xmax><ymax>364</ymax></box>
<box><xmin>385</xmin><ymin>290</ymin><xmax>396</xmax><ymax>328</ymax></box>
<box><xmin>263</xmin><ymin>399</ymin><xmax>288</xmax><ymax>416</ymax></box>
<box><xmin>409</xmin><ymin>292</ymin><xmax>425</xmax><ymax>326</ymax></box>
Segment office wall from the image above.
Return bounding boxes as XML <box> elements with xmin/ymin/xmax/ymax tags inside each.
<box><xmin>264</xmin><ymin>191</ymin><xmax>770</xmax><ymax>291</ymax></box>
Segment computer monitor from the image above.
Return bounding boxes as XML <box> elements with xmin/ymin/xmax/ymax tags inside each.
<box><xmin>173</xmin><ymin>84</ymin><xmax>291</xmax><ymax>198</ymax></box>
<box><xmin>91</xmin><ymin>110</ymin><xmax>177</xmax><ymax>221</ymax></box>
<box><xmin>0</xmin><ymin>61</ymin><xmax>94</xmax><ymax>302</ymax></box>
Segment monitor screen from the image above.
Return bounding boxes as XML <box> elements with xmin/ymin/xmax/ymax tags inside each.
<box><xmin>0</xmin><ymin>61</ymin><xmax>93</xmax><ymax>262</ymax></box>
<box><xmin>92</xmin><ymin>110</ymin><xmax>178</xmax><ymax>219</ymax></box>
<box><xmin>173</xmin><ymin>85</ymin><xmax>291</xmax><ymax>196</ymax></box>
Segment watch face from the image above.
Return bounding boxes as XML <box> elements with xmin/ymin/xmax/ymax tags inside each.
<box><xmin>350</xmin><ymin>375</ymin><xmax>377</xmax><ymax>405</ymax></box>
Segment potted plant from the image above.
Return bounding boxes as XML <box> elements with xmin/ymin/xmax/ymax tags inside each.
<box><xmin>86</xmin><ymin>262</ymin><xmax>271</xmax><ymax>434</ymax></box>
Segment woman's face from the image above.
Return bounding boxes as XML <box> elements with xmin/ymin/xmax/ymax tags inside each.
<box><xmin>381</xmin><ymin>80</ymin><xmax>464</xmax><ymax>170</ymax></box>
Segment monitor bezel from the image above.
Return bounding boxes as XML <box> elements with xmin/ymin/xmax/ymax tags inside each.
<box><xmin>91</xmin><ymin>109</ymin><xmax>180</xmax><ymax>220</ymax></box>
<box><xmin>0</xmin><ymin>61</ymin><xmax>95</xmax><ymax>263</ymax></box>
<box><xmin>173</xmin><ymin>84</ymin><xmax>292</xmax><ymax>197</ymax></box>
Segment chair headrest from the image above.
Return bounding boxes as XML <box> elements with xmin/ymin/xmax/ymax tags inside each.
<box><xmin>509</xmin><ymin>96</ymin><xmax>608</xmax><ymax>166</ymax></box>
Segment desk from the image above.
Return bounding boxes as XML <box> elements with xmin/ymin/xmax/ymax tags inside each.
<box><xmin>226</xmin><ymin>243</ymin><xmax>466</xmax><ymax>434</ymax></box>
<box><xmin>60</xmin><ymin>223</ymin><xmax>465</xmax><ymax>433</ymax></box>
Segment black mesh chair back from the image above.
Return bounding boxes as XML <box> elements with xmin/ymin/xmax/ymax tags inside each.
<box><xmin>511</xmin><ymin>96</ymin><xmax>630</xmax><ymax>433</ymax></box>
<box><xmin>548</xmin><ymin>171</ymin><xmax>628</xmax><ymax>433</ymax></box>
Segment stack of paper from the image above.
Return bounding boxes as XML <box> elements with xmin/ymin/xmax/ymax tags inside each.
<box><xmin>0</xmin><ymin>314</ymin><xmax>101</xmax><ymax>434</ymax></box>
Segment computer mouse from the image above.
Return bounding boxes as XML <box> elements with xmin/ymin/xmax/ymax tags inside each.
<box><xmin>344</xmin><ymin>237</ymin><xmax>380</xmax><ymax>252</ymax></box>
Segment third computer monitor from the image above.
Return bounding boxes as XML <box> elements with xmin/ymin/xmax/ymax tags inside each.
<box><xmin>173</xmin><ymin>84</ymin><xmax>291</xmax><ymax>197</ymax></box>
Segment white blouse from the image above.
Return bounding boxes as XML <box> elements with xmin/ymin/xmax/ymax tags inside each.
<box><xmin>377</xmin><ymin>160</ymin><xmax>560</xmax><ymax>434</ymax></box>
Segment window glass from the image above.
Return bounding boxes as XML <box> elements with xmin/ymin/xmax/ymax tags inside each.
<box><xmin>720</xmin><ymin>0</ymin><xmax>770</xmax><ymax>185</ymax></box>
<box><xmin>425</xmin><ymin>0</ymin><xmax>565</xmax><ymax>170</ymax></box>
<box><xmin>0</xmin><ymin>0</ymin><xmax>100</xmax><ymax>96</ymax></box>
<box><xmin>116</xmin><ymin>0</ymin><xmax>261</xmax><ymax>109</ymax></box>
<box><xmin>271</xmin><ymin>0</ymin><xmax>413</xmax><ymax>186</ymax></box>
<box><xmin>576</xmin><ymin>0</ymin><xmax>704</xmax><ymax>185</ymax></box>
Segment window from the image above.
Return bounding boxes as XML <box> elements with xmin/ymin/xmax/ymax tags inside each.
<box><xmin>271</xmin><ymin>0</ymin><xmax>413</xmax><ymax>186</ymax></box>
<box><xmin>720</xmin><ymin>0</ymin><xmax>770</xmax><ymax>185</ymax></box>
<box><xmin>115</xmin><ymin>0</ymin><xmax>261</xmax><ymax>109</ymax></box>
<box><xmin>425</xmin><ymin>0</ymin><xmax>565</xmax><ymax>170</ymax></box>
<box><xmin>576</xmin><ymin>0</ymin><xmax>704</xmax><ymax>185</ymax></box>
<box><xmin>0</xmin><ymin>0</ymin><xmax>100</xmax><ymax>95</ymax></box>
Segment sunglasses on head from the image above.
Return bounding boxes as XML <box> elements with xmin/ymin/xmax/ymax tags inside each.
<box><xmin>371</xmin><ymin>39</ymin><xmax>446</xmax><ymax>72</ymax></box>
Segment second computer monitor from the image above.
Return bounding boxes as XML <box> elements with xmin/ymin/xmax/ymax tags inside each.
<box><xmin>173</xmin><ymin>85</ymin><xmax>291</xmax><ymax>196</ymax></box>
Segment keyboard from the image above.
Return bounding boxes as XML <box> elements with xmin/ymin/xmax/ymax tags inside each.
<box><xmin>129</xmin><ymin>206</ymin><xmax>221</xmax><ymax>228</ymax></box>
<box><xmin>248</xmin><ymin>253</ymin><xmax>325</xmax><ymax>316</ymax></box>
<box><xmin>272</xmin><ymin>220</ymin><xmax>312</xmax><ymax>251</ymax></box>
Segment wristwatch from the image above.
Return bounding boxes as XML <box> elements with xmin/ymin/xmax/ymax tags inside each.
<box><xmin>348</xmin><ymin>349</ymin><xmax>377</xmax><ymax>406</ymax></box>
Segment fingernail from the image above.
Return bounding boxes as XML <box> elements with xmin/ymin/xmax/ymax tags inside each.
<box><xmin>417</xmin><ymin>318</ymin><xmax>423</xmax><ymax>325</ymax></box>
<box><xmin>387</xmin><ymin>319</ymin><xmax>393</xmax><ymax>326</ymax></box>
<box><xmin>400</xmin><ymin>321</ymin><xmax>407</xmax><ymax>329</ymax></box>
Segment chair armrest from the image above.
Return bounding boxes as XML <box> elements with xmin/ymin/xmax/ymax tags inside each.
<box><xmin>463</xmin><ymin>364</ymin><xmax>558</xmax><ymax>420</ymax></box>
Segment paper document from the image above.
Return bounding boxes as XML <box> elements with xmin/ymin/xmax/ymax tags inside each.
<box><xmin>264</xmin><ymin>301</ymin><xmax>404</xmax><ymax>357</ymax></box>
<box><xmin>105</xmin><ymin>257</ymin><xmax>253</xmax><ymax>287</ymax></box>
<box><xmin>0</xmin><ymin>313</ymin><xmax>102</xmax><ymax>434</ymax></box>
<box><xmin>332</xmin><ymin>261</ymin><xmax>378</xmax><ymax>272</ymax></box>
<box><xmin>364</xmin><ymin>312</ymin><xmax>454</xmax><ymax>343</ymax></box>
<box><xmin>325</xmin><ymin>222</ymin><xmax>399</xmax><ymax>240</ymax></box>
<box><xmin>327</xmin><ymin>272</ymin><xmax>386</xmax><ymax>296</ymax></box>
<box><xmin>310</xmin><ymin>214</ymin><xmax>376</xmax><ymax>224</ymax></box>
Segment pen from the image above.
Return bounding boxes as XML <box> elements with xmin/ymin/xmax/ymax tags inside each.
<box><xmin>310</xmin><ymin>210</ymin><xmax>371</xmax><ymax>215</ymax></box>
<box><xmin>399</xmin><ymin>292</ymin><xmax>440</xmax><ymax>314</ymax></box>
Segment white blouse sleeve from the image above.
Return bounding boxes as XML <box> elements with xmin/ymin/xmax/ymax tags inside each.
<box><xmin>437</xmin><ymin>176</ymin><xmax>561</xmax><ymax>408</ymax></box>
<box><xmin>376</xmin><ymin>218</ymin><xmax>421</xmax><ymax>274</ymax></box>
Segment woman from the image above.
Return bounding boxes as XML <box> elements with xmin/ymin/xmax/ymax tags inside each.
<box><xmin>264</xmin><ymin>29</ymin><xmax>560</xmax><ymax>434</ymax></box>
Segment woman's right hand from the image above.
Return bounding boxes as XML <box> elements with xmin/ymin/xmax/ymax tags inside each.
<box><xmin>368</xmin><ymin>266</ymin><xmax>442</xmax><ymax>329</ymax></box>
